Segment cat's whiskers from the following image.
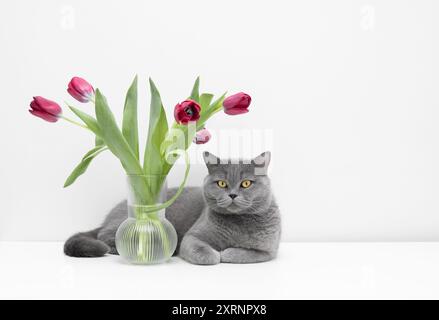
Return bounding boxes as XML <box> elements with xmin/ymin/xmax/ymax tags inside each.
<box><xmin>216</xmin><ymin>197</ymin><xmax>233</xmax><ymax>208</ymax></box>
<box><xmin>233</xmin><ymin>197</ymin><xmax>251</xmax><ymax>208</ymax></box>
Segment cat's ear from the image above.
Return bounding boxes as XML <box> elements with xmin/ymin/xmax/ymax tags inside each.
<box><xmin>203</xmin><ymin>151</ymin><xmax>221</xmax><ymax>168</ymax></box>
<box><xmin>252</xmin><ymin>151</ymin><xmax>271</xmax><ymax>175</ymax></box>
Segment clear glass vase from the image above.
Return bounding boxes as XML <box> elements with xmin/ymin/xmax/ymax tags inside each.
<box><xmin>115</xmin><ymin>175</ymin><xmax>177</xmax><ymax>264</ymax></box>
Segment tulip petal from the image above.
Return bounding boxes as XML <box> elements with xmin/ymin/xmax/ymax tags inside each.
<box><xmin>174</xmin><ymin>99</ymin><xmax>201</xmax><ymax>124</ymax></box>
<box><xmin>67</xmin><ymin>77</ymin><xmax>95</xmax><ymax>103</ymax></box>
<box><xmin>32</xmin><ymin>96</ymin><xmax>62</xmax><ymax>116</ymax></box>
<box><xmin>71</xmin><ymin>77</ymin><xmax>94</xmax><ymax>94</ymax></box>
<box><xmin>67</xmin><ymin>87</ymin><xmax>89</xmax><ymax>102</ymax></box>
<box><xmin>194</xmin><ymin>128</ymin><xmax>211</xmax><ymax>144</ymax></box>
<box><xmin>30</xmin><ymin>99</ymin><xmax>42</xmax><ymax>112</ymax></box>
<box><xmin>222</xmin><ymin>92</ymin><xmax>251</xmax><ymax>115</ymax></box>
<box><xmin>29</xmin><ymin>109</ymin><xmax>58</xmax><ymax>122</ymax></box>
<box><xmin>224</xmin><ymin>108</ymin><xmax>249</xmax><ymax>115</ymax></box>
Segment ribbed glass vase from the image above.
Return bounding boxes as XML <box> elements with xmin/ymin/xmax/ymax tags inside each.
<box><xmin>115</xmin><ymin>175</ymin><xmax>177</xmax><ymax>264</ymax></box>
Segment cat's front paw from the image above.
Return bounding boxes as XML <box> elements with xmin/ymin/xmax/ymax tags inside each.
<box><xmin>179</xmin><ymin>235</ymin><xmax>220</xmax><ymax>265</ymax></box>
<box><xmin>220</xmin><ymin>248</ymin><xmax>238</xmax><ymax>263</ymax></box>
<box><xmin>221</xmin><ymin>247</ymin><xmax>274</xmax><ymax>263</ymax></box>
<box><xmin>192</xmin><ymin>248</ymin><xmax>220</xmax><ymax>265</ymax></box>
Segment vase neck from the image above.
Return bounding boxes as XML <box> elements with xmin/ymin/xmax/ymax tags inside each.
<box><xmin>128</xmin><ymin>205</ymin><xmax>165</xmax><ymax>220</ymax></box>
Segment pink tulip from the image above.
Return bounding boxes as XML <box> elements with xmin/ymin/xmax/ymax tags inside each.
<box><xmin>223</xmin><ymin>92</ymin><xmax>251</xmax><ymax>115</ymax></box>
<box><xmin>67</xmin><ymin>77</ymin><xmax>95</xmax><ymax>103</ymax></box>
<box><xmin>29</xmin><ymin>96</ymin><xmax>62</xmax><ymax>123</ymax></box>
<box><xmin>174</xmin><ymin>99</ymin><xmax>201</xmax><ymax>125</ymax></box>
<box><xmin>193</xmin><ymin>128</ymin><xmax>211</xmax><ymax>144</ymax></box>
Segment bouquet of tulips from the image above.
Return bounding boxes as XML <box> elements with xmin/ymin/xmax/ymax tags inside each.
<box><xmin>29</xmin><ymin>75</ymin><xmax>251</xmax><ymax>263</ymax></box>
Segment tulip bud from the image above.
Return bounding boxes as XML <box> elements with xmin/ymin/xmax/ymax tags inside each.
<box><xmin>67</xmin><ymin>77</ymin><xmax>95</xmax><ymax>103</ymax></box>
<box><xmin>223</xmin><ymin>92</ymin><xmax>251</xmax><ymax>115</ymax></box>
<box><xmin>29</xmin><ymin>96</ymin><xmax>62</xmax><ymax>122</ymax></box>
<box><xmin>193</xmin><ymin>128</ymin><xmax>211</xmax><ymax>144</ymax></box>
<box><xmin>174</xmin><ymin>99</ymin><xmax>201</xmax><ymax>125</ymax></box>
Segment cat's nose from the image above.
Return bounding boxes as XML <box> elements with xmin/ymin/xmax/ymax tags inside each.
<box><xmin>229</xmin><ymin>194</ymin><xmax>237</xmax><ymax>199</ymax></box>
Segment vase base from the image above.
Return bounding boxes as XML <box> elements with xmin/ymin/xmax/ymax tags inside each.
<box><xmin>115</xmin><ymin>217</ymin><xmax>178</xmax><ymax>265</ymax></box>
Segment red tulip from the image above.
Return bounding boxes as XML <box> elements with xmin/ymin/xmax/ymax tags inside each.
<box><xmin>174</xmin><ymin>99</ymin><xmax>201</xmax><ymax>125</ymax></box>
<box><xmin>67</xmin><ymin>77</ymin><xmax>95</xmax><ymax>103</ymax></box>
<box><xmin>223</xmin><ymin>92</ymin><xmax>251</xmax><ymax>115</ymax></box>
<box><xmin>193</xmin><ymin>128</ymin><xmax>211</xmax><ymax>144</ymax></box>
<box><xmin>29</xmin><ymin>96</ymin><xmax>62</xmax><ymax>123</ymax></box>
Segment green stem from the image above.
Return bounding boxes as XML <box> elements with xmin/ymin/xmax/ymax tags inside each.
<box><xmin>61</xmin><ymin>115</ymin><xmax>91</xmax><ymax>131</ymax></box>
<box><xmin>155</xmin><ymin>219</ymin><xmax>170</xmax><ymax>256</ymax></box>
<box><xmin>138</xmin><ymin>220</ymin><xmax>146</xmax><ymax>262</ymax></box>
<box><xmin>133</xmin><ymin>150</ymin><xmax>190</xmax><ymax>214</ymax></box>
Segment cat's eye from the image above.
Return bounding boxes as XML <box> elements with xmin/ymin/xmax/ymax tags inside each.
<box><xmin>217</xmin><ymin>180</ymin><xmax>227</xmax><ymax>188</ymax></box>
<box><xmin>241</xmin><ymin>180</ymin><xmax>252</xmax><ymax>188</ymax></box>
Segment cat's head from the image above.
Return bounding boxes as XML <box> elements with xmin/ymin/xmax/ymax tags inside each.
<box><xmin>202</xmin><ymin>151</ymin><xmax>272</xmax><ymax>215</ymax></box>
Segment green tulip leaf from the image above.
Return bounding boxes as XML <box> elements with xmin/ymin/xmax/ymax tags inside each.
<box><xmin>209</xmin><ymin>92</ymin><xmax>227</xmax><ymax>111</ymax></box>
<box><xmin>189</xmin><ymin>76</ymin><xmax>200</xmax><ymax>102</ymax></box>
<box><xmin>94</xmin><ymin>89</ymin><xmax>143</xmax><ymax>175</ymax></box>
<box><xmin>196</xmin><ymin>92</ymin><xmax>227</xmax><ymax>130</ymax></box>
<box><xmin>199</xmin><ymin>93</ymin><xmax>214</xmax><ymax>112</ymax></box>
<box><xmin>95</xmin><ymin>136</ymin><xmax>104</xmax><ymax>146</ymax></box>
<box><xmin>82</xmin><ymin>145</ymin><xmax>108</xmax><ymax>161</ymax></box>
<box><xmin>143</xmin><ymin>78</ymin><xmax>169</xmax><ymax>175</ymax></box>
<box><xmin>63</xmin><ymin>146</ymin><xmax>108</xmax><ymax>187</ymax></box>
<box><xmin>122</xmin><ymin>75</ymin><xmax>139</xmax><ymax>159</ymax></box>
<box><xmin>68</xmin><ymin>105</ymin><xmax>101</xmax><ymax>136</ymax></box>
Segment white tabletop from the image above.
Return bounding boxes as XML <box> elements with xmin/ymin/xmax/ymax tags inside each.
<box><xmin>1</xmin><ymin>241</ymin><xmax>438</xmax><ymax>299</ymax></box>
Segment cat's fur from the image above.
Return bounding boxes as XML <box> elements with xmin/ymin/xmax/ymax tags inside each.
<box><xmin>64</xmin><ymin>152</ymin><xmax>281</xmax><ymax>264</ymax></box>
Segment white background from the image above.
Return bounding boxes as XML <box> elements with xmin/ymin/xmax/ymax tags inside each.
<box><xmin>0</xmin><ymin>0</ymin><xmax>438</xmax><ymax>242</ymax></box>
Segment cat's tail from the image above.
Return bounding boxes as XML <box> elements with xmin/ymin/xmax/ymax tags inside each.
<box><xmin>64</xmin><ymin>228</ymin><xmax>110</xmax><ymax>257</ymax></box>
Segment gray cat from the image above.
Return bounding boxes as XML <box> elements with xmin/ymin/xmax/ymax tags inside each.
<box><xmin>64</xmin><ymin>151</ymin><xmax>281</xmax><ymax>264</ymax></box>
